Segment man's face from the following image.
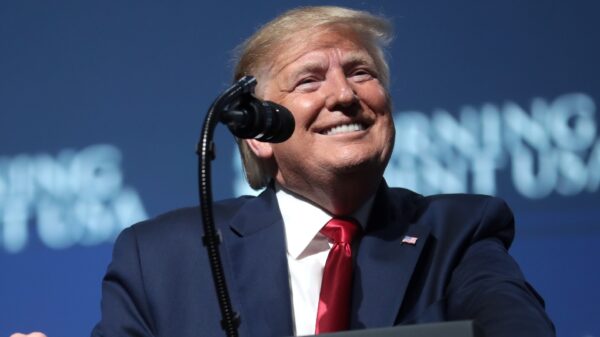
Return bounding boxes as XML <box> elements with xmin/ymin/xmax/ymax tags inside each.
<box><xmin>249</xmin><ymin>28</ymin><xmax>395</xmax><ymax>195</ymax></box>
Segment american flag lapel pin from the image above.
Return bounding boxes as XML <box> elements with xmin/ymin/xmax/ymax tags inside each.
<box><xmin>401</xmin><ymin>235</ymin><xmax>418</xmax><ymax>245</ymax></box>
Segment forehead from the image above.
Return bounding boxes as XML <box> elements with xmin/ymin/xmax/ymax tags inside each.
<box><xmin>267</xmin><ymin>28</ymin><xmax>375</xmax><ymax>75</ymax></box>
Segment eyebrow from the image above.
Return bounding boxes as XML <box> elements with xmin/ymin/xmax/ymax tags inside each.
<box><xmin>287</xmin><ymin>61</ymin><xmax>328</xmax><ymax>80</ymax></box>
<box><xmin>341</xmin><ymin>51</ymin><xmax>374</xmax><ymax>68</ymax></box>
<box><xmin>286</xmin><ymin>51</ymin><xmax>375</xmax><ymax>80</ymax></box>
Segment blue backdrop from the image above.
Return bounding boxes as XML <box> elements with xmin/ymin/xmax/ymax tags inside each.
<box><xmin>1</xmin><ymin>1</ymin><xmax>598</xmax><ymax>336</ymax></box>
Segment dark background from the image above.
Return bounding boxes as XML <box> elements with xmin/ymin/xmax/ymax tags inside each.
<box><xmin>1</xmin><ymin>1</ymin><xmax>598</xmax><ymax>336</ymax></box>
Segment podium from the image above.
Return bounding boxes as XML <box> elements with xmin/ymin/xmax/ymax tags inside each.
<box><xmin>297</xmin><ymin>320</ymin><xmax>483</xmax><ymax>337</ymax></box>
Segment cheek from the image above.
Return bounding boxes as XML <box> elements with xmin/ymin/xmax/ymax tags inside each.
<box><xmin>358</xmin><ymin>83</ymin><xmax>390</xmax><ymax>114</ymax></box>
<box><xmin>381</xmin><ymin>113</ymin><xmax>395</xmax><ymax>138</ymax></box>
<box><xmin>382</xmin><ymin>116</ymin><xmax>396</xmax><ymax>158</ymax></box>
<box><xmin>385</xmin><ymin>117</ymin><xmax>396</xmax><ymax>145</ymax></box>
<box><xmin>282</xmin><ymin>95</ymin><xmax>325</xmax><ymax>129</ymax></box>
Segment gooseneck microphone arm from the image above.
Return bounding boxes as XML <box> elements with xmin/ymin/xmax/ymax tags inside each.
<box><xmin>196</xmin><ymin>76</ymin><xmax>294</xmax><ymax>337</ymax></box>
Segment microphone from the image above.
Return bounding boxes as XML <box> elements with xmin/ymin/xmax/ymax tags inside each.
<box><xmin>220</xmin><ymin>94</ymin><xmax>295</xmax><ymax>143</ymax></box>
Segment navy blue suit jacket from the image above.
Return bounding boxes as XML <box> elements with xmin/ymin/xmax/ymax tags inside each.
<box><xmin>92</xmin><ymin>184</ymin><xmax>555</xmax><ymax>337</ymax></box>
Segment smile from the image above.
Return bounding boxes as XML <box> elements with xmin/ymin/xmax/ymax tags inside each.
<box><xmin>323</xmin><ymin>123</ymin><xmax>366</xmax><ymax>136</ymax></box>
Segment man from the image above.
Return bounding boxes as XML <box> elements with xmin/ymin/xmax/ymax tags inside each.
<box><xmin>13</xmin><ymin>6</ymin><xmax>555</xmax><ymax>337</ymax></box>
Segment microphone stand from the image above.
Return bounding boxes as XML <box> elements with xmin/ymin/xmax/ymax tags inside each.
<box><xmin>196</xmin><ymin>76</ymin><xmax>258</xmax><ymax>337</ymax></box>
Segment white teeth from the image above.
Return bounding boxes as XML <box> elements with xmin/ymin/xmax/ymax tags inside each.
<box><xmin>324</xmin><ymin>123</ymin><xmax>364</xmax><ymax>135</ymax></box>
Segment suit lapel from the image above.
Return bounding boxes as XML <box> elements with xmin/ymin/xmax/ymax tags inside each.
<box><xmin>220</xmin><ymin>184</ymin><xmax>428</xmax><ymax>334</ymax></box>
<box><xmin>350</xmin><ymin>185</ymin><xmax>430</xmax><ymax>329</ymax></box>
<box><xmin>224</xmin><ymin>188</ymin><xmax>294</xmax><ymax>337</ymax></box>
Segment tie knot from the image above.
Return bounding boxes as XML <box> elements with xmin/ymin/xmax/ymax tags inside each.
<box><xmin>321</xmin><ymin>217</ymin><xmax>360</xmax><ymax>244</ymax></box>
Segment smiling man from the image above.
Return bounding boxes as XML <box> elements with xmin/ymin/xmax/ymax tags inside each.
<box><xmin>9</xmin><ymin>6</ymin><xmax>556</xmax><ymax>337</ymax></box>
<box><xmin>245</xmin><ymin>26</ymin><xmax>395</xmax><ymax>217</ymax></box>
<box><xmin>10</xmin><ymin>6</ymin><xmax>547</xmax><ymax>337</ymax></box>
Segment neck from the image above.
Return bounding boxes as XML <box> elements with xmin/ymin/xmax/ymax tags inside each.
<box><xmin>277</xmin><ymin>174</ymin><xmax>383</xmax><ymax>216</ymax></box>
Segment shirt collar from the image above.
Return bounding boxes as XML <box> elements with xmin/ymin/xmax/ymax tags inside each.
<box><xmin>275</xmin><ymin>184</ymin><xmax>375</xmax><ymax>259</ymax></box>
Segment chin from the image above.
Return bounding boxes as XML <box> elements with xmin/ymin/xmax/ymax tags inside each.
<box><xmin>330</xmin><ymin>156</ymin><xmax>385</xmax><ymax>178</ymax></box>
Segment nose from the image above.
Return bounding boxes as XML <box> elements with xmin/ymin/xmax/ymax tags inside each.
<box><xmin>324</xmin><ymin>69</ymin><xmax>358</xmax><ymax>112</ymax></box>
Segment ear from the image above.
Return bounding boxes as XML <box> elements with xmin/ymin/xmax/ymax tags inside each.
<box><xmin>245</xmin><ymin>139</ymin><xmax>274</xmax><ymax>159</ymax></box>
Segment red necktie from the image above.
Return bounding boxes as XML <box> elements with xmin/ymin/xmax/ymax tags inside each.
<box><xmin>315</xmin><ymin>217</ymin><xmax>360</xmax><ymax>334</ymax></box>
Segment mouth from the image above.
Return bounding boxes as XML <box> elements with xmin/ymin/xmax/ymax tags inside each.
<box><xmin>321</xmin><ymin>122</ymin><xmax>366</xmax><ymax>136</ymax></box>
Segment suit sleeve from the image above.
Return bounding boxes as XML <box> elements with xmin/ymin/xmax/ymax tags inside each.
<box><xmin>445</xmin><ymin>197</ymin><xmax>556</xmax><ymax>337</ymax></box>
<box><xmin>91</xmin><ymin>226</ymin><xmax>156</xmax><ymax>337</ymax></box>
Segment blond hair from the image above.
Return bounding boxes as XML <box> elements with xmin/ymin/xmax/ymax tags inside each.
<box><xmin>233</xmin><ymin>6</ymin><xmax>393</xmax><ymax>190</ymax></box>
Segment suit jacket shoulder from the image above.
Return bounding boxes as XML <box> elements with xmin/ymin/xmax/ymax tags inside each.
<box><xmin>373</xmin><ymin>187</ymin><xmax>554</xmax><ymax>337</ymax></box>
<box><xmin>92</xmin><ymin>195</ymin><xmax>264</xmax><ymax>337</ymax></box>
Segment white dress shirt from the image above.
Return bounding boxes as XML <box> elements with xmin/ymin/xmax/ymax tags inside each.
<box><xmin>275</xmin><ymin>184</ymin><xmax>374</xmax><ymax>336</ymax></box>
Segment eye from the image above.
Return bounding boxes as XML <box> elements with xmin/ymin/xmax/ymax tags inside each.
<box><xmin>294</xmin><ymin>77</ymin><xmax>321</xmax><ymax>92</ymax></box>
<box><xmin>349</xmin><ymin>68</ymin><xmax>375</xmax><ymax>82</ymax></box>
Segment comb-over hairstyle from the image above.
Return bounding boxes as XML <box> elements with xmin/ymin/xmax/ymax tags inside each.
<box><xmin>233</xmin><ymin>6</ymin><xmax>393</xmax><ymax>190</ymax></box>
